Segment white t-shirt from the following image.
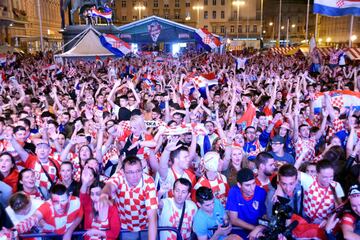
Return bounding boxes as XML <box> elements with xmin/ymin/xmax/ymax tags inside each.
<box><xmin>6</xmin><ymin>198</ymin><xmax>43</xmax><ymax>225</ymax></box>
<box><xmin>158</xmin><ymin>198</ymin><xmax>197</xmax><ymax>240</ymax></box>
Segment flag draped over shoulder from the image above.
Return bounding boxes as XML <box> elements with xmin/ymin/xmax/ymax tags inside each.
<box><xmin>194</xmin><ymin>28</ymin><xmax>221</xmax><ymax>51</ymax></box>
<box><xmin>99</xmin><ymin>34</ymin><xmax>131</xmax><ymax>57</ymax></box>
<box><xmin>314</xmin><ymin>0</ymin><xmax>360</xmax><ymax>16</ymax></box>
<box><xmin>237</xmin><ymin>102</ymin><xmax>257</xmax><ymax>129</ymax></box>
<box><xmin>313</xmin><ymin>90</ymin><xmax>360</xmax><ymax>114</ymax></box>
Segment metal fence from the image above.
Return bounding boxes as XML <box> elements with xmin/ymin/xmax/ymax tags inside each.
<box><xmin>19</xmin><ymin>227</ymin><xmax>182</xmax><ymax>240</ymax></box>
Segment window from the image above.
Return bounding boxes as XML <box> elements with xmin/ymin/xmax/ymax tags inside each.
<box><xmin>213</xmin><ymin>0</ymin><xmax>216</xmax><ymax>5</ymax></box>
<box><xmin>220</xmin><ymin>26</ymin><xmax>225</xmax><ymax>33</ymax></box>
<box><xmin>212</xmin><ymin>26</ymin><xmax>216</xmax><ymax>33</ymax></box>
<box><xmin>204</xmin><ymin>11</ymin><xmax>208</xmax><ymax>19</ymax></box>
<box><xmin>204</xmin><ymin>0</ymin><xmax>208</xmax><ymax>6</ymax></box>
<box><xmin>153</xmin><ymin>9</ymin><xmax>159</xmax><ymax>15</ymax></box>
<box><xmin>121</xmin><ymin>1</ymin><xmax>126</xmax><ymax>7</ymax></box>
<box><xmin>221</xmin><ymin>11</ymin><xmax>224</xmax><ymax>19</ymax></box>
<box><xmin>186</xmin><ymin>2</ymin><xmax>190</xmax><ymax>7</ymax></box>
<box><xmin>221</xmin><ymin>0</ymin><xmax>225</xmax><ymax>5</ymax></box>
<box><xmin>164</xmin><ymin>3</ymin><xmax>169</xmax><ymax>8</ymax></box>
<box><xmin>174</xmin><ymin>10</ymin><xmax>180</xmax><ymax>19</ymax></box>
<box><xmin>204</xmin><ymin>25</ymin><xmax>208</xmax><ymax>29</ymax></box>
<box><xmin>132</xmin><ymin>0</ymin><xmax>136</xmax><ymax>6</ymax></box>
<box><xmin>212</xmin><ymin>11</ymin><xmax>216</xmax><ymax>19</ymax></box>
<box><xmin>164</xmin><ymin>9</ymin><xmax>170</xmax><ymax>19</ymax></box>
<box><xmin>154</xmin><ymin>0</ymin><xmax>158</xmax><ymax>7</ymax></box>
<box><xmin>230</xmin><ymin>25</ymin><xmax>234</xmax><ymax>33</ymax></box>
<box><xmin>238</xmin><ymin>25</ymin><xmax>242</xmax><ymax>33</ymax></box>
<box><xmin>133</xmin><ymin>16</ymin><xmax>138</xmax><ymax>20</ymax></box>
<box><xmin>233</xmin><ymin>10</ymin><xmax>237</xmax><ymax>19</ymax></box>
<box><xmin>175</xmin><ymin>0</ymin><xmax>180</xmax><ymax>8</ymax></box>
<box><xmin>246</xmin><ymin>25</ymin><xmax>250</xmax><ymax>32</ymax></box>
<box><xmin>253</xmin><ymin>25</ymin><xmax>257</xmax><ymax>33</ymax></box>
<box><xmin>122</xmin><ymin>16</ymin><xmax>127</xmax><ymax>21</ymax></box>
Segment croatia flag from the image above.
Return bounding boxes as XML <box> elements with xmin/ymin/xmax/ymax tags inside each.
<box><xmin>91</xmin><ymin>7</ymin><xmax>112</xmax><ymax>20</ymax></box>
<box><xmin>313</xmin><ymin>90</ymin><xmax>360</xmax><ymax>114</ymax></box>
<box><xmin>314</xmin><ymin>0</ymin><xmax>360</xmax><ymax>16</ymax></box>
<box><xmin>42</xmin><ymin>64</ymin><xmax>57</xmax><ymax>71</ymax></box>
<box><xmin>0</xmin><ymin>55</ymin><xmax>6</xmax><ymax>67</ymax></box>
<box><xmin>99</xmin><ymin>34</ymin><xmax>131</xmax><ymax>57</ymax></box>
<box><xmin>194</xmin><ymin>28</ymin><xmax>221</xmax><ymax>51</ymax></box>
<box><xmin>191</xmin><ymin>73</ymin><xmax>218</xmax><ymax>98</ymax></box>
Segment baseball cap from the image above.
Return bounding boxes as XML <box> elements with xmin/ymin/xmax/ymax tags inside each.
<box><xmin>237</xmin><ymin>168</ymin><xmax>255</xmax><ymax>184</ymax></box>
<box><xmin>349</xmin><ymin>184</ymin><xmax>360</xmax><ymax>197</ymax></box>
<box><xmin>272</xmin><ymin>135</ymin><xmax>285</xmax><ymax>144</ymax></box>
<box><xmin>203</xmin><ymin>151</ymin><xmax>220</xmax><ymax>172</ymax></box>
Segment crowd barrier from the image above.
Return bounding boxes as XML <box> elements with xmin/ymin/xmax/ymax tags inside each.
<box><xmin>19</xmin><ymin>226</ymin><xmax>182</xmax><ymax>240</ymax></box>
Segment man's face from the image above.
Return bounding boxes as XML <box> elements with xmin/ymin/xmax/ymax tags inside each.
<box><xmin>52</xmin><ymin>193</ymin><xmax>70</xmax><ymax>215</ymax></box>
<box><xmin>306</xmin><ymin>164</ymin><xmax>317</xmax><ymax>177</ymax></box>
<box><xmin>173</xmin><ymin>114</ymin><xmax>183</xmax><ymax>125</ymax></box>
<box><xmin>350</xmin><ymin>195</ymin><xmax>360</xmax><ymax>217</ymax></box>
<box><xmin>317</xmin><ymin>168</ymin><xmax>334</xmax><ymax>188</ymax></box>
<box><xmin>205</xmin><ymin>122</ymin><xmax>215</xmax><ymax>134</ymax></box>
<box><xmin>271</xmin><ymin>142</ymin><xmax>284</xmax><ymax>154</ymax></box>
<box><xmin>238</xmin><ymin>179</ymin><xmax>256</xmax><ymax>197</ymax></box>
<box><xmin>263</xmin><ymin>158</ymin><xmax>277</xmax><ymax>176</ymax></box>
<box><xmin>14</xmin><ymin>130</ymin><xmax>27</xmax><ymax>142</ymax></box>
<box><xmin>119</xmin><ymin>98</ymin><xmax>128</xmax><ymax>107</ymax></box>
<box><xmin>259</xmin><ymin>116</ymin><xmax>267</xmax><ymax>126</ymax></box>
<box><xmin>245</xmin><ymin>128</ymin><xmax>256</xmax><ymax>142</ymax></box>
<box><xmin>35</xmin><ymin>143</ymin><xmax>51</xmax><ymax>161</ymax></box>
<box><xmin>279</xmin><ymin>175</ymin><xmax>297</xmax><ymax>197</ymax></box>
<box><xmin>123</xmin><ymin>162</ymin><xmax>143</xmax><ymax>187</ymax></box>
<box><xmin>173</xmin><ymin>182</ymin><xmax>190</xmax><ymax>206</ymax></box>
<box><xmin>299</xmin><ymin>126</ymin><xmax>310</xmax><ymax>138</ymax></box>
<box><xmin>176</xmin><ymin>150</ymin><xmax>190</xmax><ymax>170</ymax></box>
<box><xmin>200</xmin><ymin>199</ymin><xmax>215</xmax><ymax>215</ymax></box>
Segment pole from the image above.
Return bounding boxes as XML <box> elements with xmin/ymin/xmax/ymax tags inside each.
<box><xmin>197</xmin><ymin>9</ymin><xmax>200</xmax><ymax>27</ymax></box>
<box><xmin>305</xmin><ymin>0</ymin><xmax>310</xmax><ymax>41</ymax></box>
<box><xmin>246</xmin><ymin>0</ymin><xmax>249</xmax><ymax>39</ymax></box>
<box><xmin>315</xmin><ymin>14</ymin><xmax>318</xmax><ymax>39</ymax></box>
<box><xmin>277</xmin><ymin>0</ymin><xmax>282</xmax><ymax>45</ymax></box>
<box><xmin>260</xmin><ymin>0</ymin><xmax>263</xmax><ymax>40</ymax></box>
<box><xmin>36</xmin><ymin>0</ymin><xmax>43</xmax><ymax>51</ymax></box>
<box><xmin>139</xmin><ymin>8</ymin><xmax>141</xmax><ymax>19</ymax></box>
<box><xmin>286</xmin><ymin>18</ymin><xmax>289</xmax><ymax>47</ymax></box>
<box><xmin>349</xmin><ymin>15</ymin><xmax>354</xmax><ymax>47</ymax></box>
<box><xmin>237</xmin><ymin>4</ymin><xmax>240</xmax><ymax>39</ymax></box>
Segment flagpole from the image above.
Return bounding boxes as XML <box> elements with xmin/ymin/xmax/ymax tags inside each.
<box><xmin>36</xmin><ymin>0</ymin><xmax>44</xmax><ymax>51</ymax></box>
<box><xmin>305</xmin><ymin>0</ymin><xmax>310</xmax><ymax>42</ymax></box>
<box><xmin>315</xmin><ymin>14</ymin><xmax>319</xmax><ymax>39</ymax></box>
<box><xmin>277</xmin><ymin>0</ymin><xmax>282</xmax><ymax>45</ymax></box>
<box><xmin>349</xmin><ymin>15</ymin><xmax>354</xmax><ymax>48</ymax></box>
<box><xmin>286</xmin><ymin>18</ymin><xmax>289</xmax><ymax>47</ymax></box>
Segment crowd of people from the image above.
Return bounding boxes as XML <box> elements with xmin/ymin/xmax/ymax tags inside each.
<box><xmin>0</xmin><ymin>47</ymin><xmax>359</xmax><ymax>240</ymax></box>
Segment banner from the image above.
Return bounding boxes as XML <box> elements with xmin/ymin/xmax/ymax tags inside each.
<box><xmin>314</xmin><ymin>0</ymin><xmax>360</xmax><ymax>16</ymax></box>
<box><xmin>313</xmin><ymin>90</ymin><xmax>360</xmax><ymax>114</ymax></box>
<box><xmin>99</xmin><ymin>34</ymin><xmax>131</xmax><ymax>57</ymax></box>
<box><xmin>148</xmin><ymin>22</ymin><xmax>162</xmax><ymax>42</ymax></box>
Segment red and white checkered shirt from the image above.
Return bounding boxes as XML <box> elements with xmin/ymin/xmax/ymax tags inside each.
<box><xmin>38</xmin><ymin>196</ymin><xmax>83</xmax><ymax>234</ymax></box>
<box><xmin>295</xmin><ymin>137</ymin><xmax>316</xmax><ymax>163</ymax></box>
<box><xmin>301</xmin><ymin>173</ymin><xmax>344</xmax><ymax>224</ymax></box>
<box><xmin>106</xmin><ymin>172</ymin><xmax>158</xmax><ymax>231</ymax></box>
<box><xmin>193</xmin><ymin>173</ymin><xmax>229</xmax><ymax>206</ymax></box>
<box><xmin>327</xmin><ymin>118</ymin><xmax>345</xmax><ymax>141</ymax></box>
<box><xmin>25</xmin><ymin>154</ymin><xmax>60</xmax><ymax>190</ymax></box>
<box><xmin>158</xmin><ymin>198</ymin><xmax>197</xmax><ymax>240</ymax></box>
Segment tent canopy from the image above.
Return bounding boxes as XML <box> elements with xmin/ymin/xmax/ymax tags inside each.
<box><xmin>56</xmin><ymin>27</ymin><xmax>114</xmax><ymax>58</ymax></box>
<box><xmin>117</xmin><ymin>16</ymin><xmax>198</xmax><ymax>43</ymax></box>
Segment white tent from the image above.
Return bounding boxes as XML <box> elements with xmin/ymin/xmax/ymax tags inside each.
<box><xmin>56</xmin><ymin>26</ymin><xmax>114</xmax><ymax>58</ymax></box>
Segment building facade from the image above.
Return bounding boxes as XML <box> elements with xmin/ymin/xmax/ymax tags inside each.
<box><xmin>113</xmin><ymin>0</ymin><xmax>262</xmax><ymax>40</ymax></box>
<box><xmin>0</xmin><ymin>0</ymin><xmax>63</xmax><ymax>52</ymax></box>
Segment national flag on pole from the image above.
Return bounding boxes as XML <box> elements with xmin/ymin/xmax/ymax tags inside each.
<box><xmin>99</xmin><ymin>34</ymin><xmax>131</xmax><ymax>57</ymax></box>
<box><xmin>313</xmin><ymin>90</ymin><xmax>360</xmax><ymax>114</ymax></box>
<box><xmin>42</xmin><ymin>64</ymin><xmax>57</xmax><ymax>71</ymax></box>
<box><xmin>91</xmin><ymin>7</ymin><xmax>112</xmax><ymax>20</ymax></box>
<box><xmin>314</xmin><ymin>0</ymin><xmax>360</xmax><ymax>16</ymax></box>
<box><xmin>194</xmin><ymin>28</ymin><xmax>222</xmax><ymax>51</ymax></box>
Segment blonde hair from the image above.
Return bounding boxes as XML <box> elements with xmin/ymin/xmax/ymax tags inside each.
<box><xmin>130</xmin><ymin>115</ymin><xmax>146</xmax><ymax>132</ymax></box>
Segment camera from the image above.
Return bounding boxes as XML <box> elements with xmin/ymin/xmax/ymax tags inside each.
<box><xmin>258</xmin><ymin>196</ymin><xmax>298</xmax><ymax>240</ymax></box>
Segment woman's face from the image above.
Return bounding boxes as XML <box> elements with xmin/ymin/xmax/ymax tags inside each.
<box><xmin>0</xmin><ymin>154</ymin><xmax>13</xmax><ymax>175</ymax></box>
<box><xmin>21</xmin><ymin>171</ymin><xmax>36</xmax><ymax>189</ymax></box>
<box><xmin>130</xmin><ymin>121</ymin><xmax>142</xmax><ymax>136</ymax></box>
<box><xmin>90</xmin><ymin>186</ymin><xmax>101</xmax><ymax>204</ymax></box>
<box><xmin>85</xmin><ymin>159</ymin><xmax>99</xmax><ymax>172</ymax></box>
<box><xmin>60</xmin><ymin>164</ymin><xmax>73</xmax><ymax>182</ymax></box>
<box><xmin>234</xmin><ymin>134</ymin><xmax>245</xmax><ymax>147</ymax></box>
<box><xmin>79</xmin><ymin>146</ymin><xmax>91</xmax><ymax>161</ymax></box>
<box><xmin>279</xmin><ymin>127</ymin><xmax>288</xmax><ymax>137</ymax></box>
<box><xmin>231</xmin><ymin>148</ymin><xmax>243</xmax><ymax>166</ymax></box>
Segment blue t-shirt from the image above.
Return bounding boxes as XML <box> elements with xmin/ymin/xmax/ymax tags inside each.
<box><xmin>226</xmin><ymin>185</ymin><xmax>266</xmax><ymax>225</ymax></box>
<box><xmin>193</xmin><ymin>199</ymin><xmax>226</xmax><ymax>240</ymax></box>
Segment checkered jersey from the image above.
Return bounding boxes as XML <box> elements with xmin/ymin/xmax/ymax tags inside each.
<box><xmin>106</xmin><ymin>172</ymin><xmax>158</xmax><ymax>231</ymax></box>
<box><xmin>89</xmin><ymin>219</ymin><xmax>109</xmax><ymax>240</ymax></box>
<box><xmin>327</xmin><ymin>118</ymin><xmax>345</xmax><ymax>141</ymax></box>
<box><xmin>301</xmin><ymin>173</ymin><xmax>344</xmax><ymax>223</ymax></box>
<box><xmin>295</xmin><ymin>137</ymin><xmax>316</xmax><ymax>163</ymax></box>
<box><xmin>38</xmin><ymin>196</ymin><xmax>83</xmax><ymax>234</ymax></box>
<box><xmin>192</xmin><ymin>173</ymin><xmax>229</xmax><ymax>206</ymax></box>
<box><xmin>155</xmin><ymin>168</ymin><xmax>197</xmax><ymax>198</ymax></box>
<box><xmin>25</xmin><ymin>154</ymin><xmax>60</xmax><ymax>190</ymax></box>
<box><xmin>159</xmin><ymin>198</ymin><xmax>197</xmax><ymax>240</ymax></box>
